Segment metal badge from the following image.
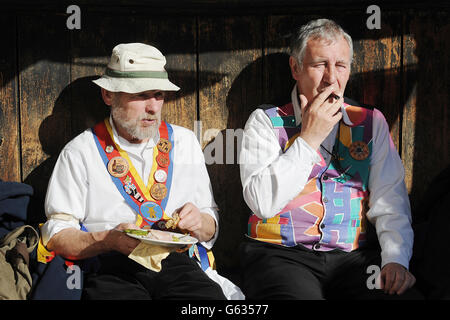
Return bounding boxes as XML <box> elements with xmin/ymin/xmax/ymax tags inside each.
<box><xmin>154</xmin><ymin>169</ymin><xmax>168</xmax><ymax>183</ymax></box>
<box><xmin>105</xmin><ymin>145</ymin><xmax>114</xmax><ymax>153</ymax></box>
<box><xmin>107</xmin><ymin>156</ymin><xmax>129</xmax><ymax>177</ymax></box>
<box><xmin>349</xmin><ymin>141</ymin><xmax>369</xmax><ymax>160</ymax></box>
<box><xmin>156</xmin><ymin>154</ymin><xmax>170</xmax><ymax>167</ymax></box>
<box><xmin>157</xmin><ymin>138</ymin><xmax>172</xmax><ymax>154</ymax></box>
<box><xmin>150</xmin><ymin>183</ymin><xmax>168</xmax><ymax>201</ymax></box>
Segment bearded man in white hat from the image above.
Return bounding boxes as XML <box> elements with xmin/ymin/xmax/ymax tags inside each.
<box><xmin>39</xmin><ymin>43</ymin><xmax>242</xmax><ymax>300</ymax></box>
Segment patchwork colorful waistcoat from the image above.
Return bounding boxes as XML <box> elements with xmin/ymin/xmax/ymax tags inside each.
<box><xmin>248</xmin><ymin>101</ymin><xmax>374</xmax><ymax>252</ymax></box>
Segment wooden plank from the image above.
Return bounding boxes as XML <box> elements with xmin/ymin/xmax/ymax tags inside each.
<box><xmin>265</xmin><ymin>15</ymin><xmax>312</xmax><ymax>105</ymax></box>
<box><xmin>344</xmin><ymin>12</ymin><xmax>403</xmax><ymax>151</ymax></box>
<box><xmin>70</xmin><ymin>13</ymin><xmax>197</xmax><ymax>133</ymax></box>
<box><xmin>19</xmin><ymin>14</ymin><xmax>71</xmax><ymax>179</ymax></box>
<box><xmin>138</xmin><ymin>15</ymin><xmax>197</xmax><ymax>131</ymax></box>
<box><xmin>0</xmin><ymin>14</ymin><xmax>20</xmax><ymax>182</ymax></box>
<box><xmin>402</xmin><ymin>10</ymin><xmax>450</xmax><ymax>212</ymax></box>
<box><xmin>198</xmin><ymin>16</ymin><xmax>263</xmax><ymax>272</ymax></box>
<box><xmin>402</xmin><ymin>18</ymin><xmax>419</xmax><ymax>203</ymax></box>
<box><xmin>199</xmin><ymin>16</ymin><xmax>263</xmax><ymax>144</ymax></box>
<box><xmin>70</xmin><ymin>13</ymin><xmax>140</xmax><ymax>136</ymax></box>
<box><xmin>18</xmin><ymin>13</ymin><xmax>71</xmax><ymax>223</ymax></box>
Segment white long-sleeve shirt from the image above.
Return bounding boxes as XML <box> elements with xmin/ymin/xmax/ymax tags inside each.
<box><xmin>240</xmin><ymin>86</ymin><xmax>413</xmax><ymax>269</ymax></box>
<box><xmin>41</xmin><ymin>116</ymin><xmax>219</xmax><ymax>250</ymax></box>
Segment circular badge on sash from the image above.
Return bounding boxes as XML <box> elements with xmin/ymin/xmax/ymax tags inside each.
<box><xmin>107</xmin><ymin>156</ymin><xmax>129</xmax><ymax>177</ymax></box>
<box><xmin>105</xmin><ymin>145</ymin><xmax>114</xmax><ymax>153</ymax></box>
<box><xmin>349</xmin><ymin>141</ymin><xmax>369</xmax><ymax>160</ymax></box>
<box><xmin>140</xmin><ymin>201</ymin><xmax>163</xmax><ymax>222</ymax></box>
<box><xmin>150</xmin><ymin>183</ymin><xmax>167</xmax><ymax>201</ymax></box>
<box><xmin>156</xmin><ymin>154</ymin><xmax>170</xmax><ymax>167</ymax></box>
<box><xmin>157</xmin><ymin>138</ymin><xmax>172</xmax><ymax>154</ymax></box>
<box><xmin>154</xmin><ymin>169</ymin><xmax>167</xmax><ymax>183</ymax></box>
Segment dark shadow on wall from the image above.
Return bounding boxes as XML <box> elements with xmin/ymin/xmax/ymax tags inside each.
<box><xmin>209</xmin><ymin>53</ymin><xmax>294</xmax><ymax>285</ymax></box>
<box><xmin>24</xmin><ymin>76</ymin><xmax>109</xmax><ymax>227</ymax></box>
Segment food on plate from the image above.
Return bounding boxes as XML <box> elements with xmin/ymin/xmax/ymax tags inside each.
<box><xmin>165</xmin><ymin>212</ymin><xmax>180</xmax><ymax>230</ymax></box>
<box><xmin>124</xmin><ymin>229</ymin><xmax>149</xmax><ymax>236</ymax></box>
<box><xmin>124</xmin><ymin>227</ymin><xmax>190</xmax><ymax>245</ymax></box>
<box><xmin>148</xmin><ymin>229</ymin><xmax>175</xmax><ymax>241</ymax></box>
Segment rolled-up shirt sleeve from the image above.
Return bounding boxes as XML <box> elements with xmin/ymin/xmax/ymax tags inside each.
<box><xmin>367</xmin><ymin>108</ymin><xmax>413</xmax><ymax>269</ymax></box>
<box><xmin>41</xmin><ymin>147</ymin><xmax>87</xmax><ymax>246</ymax></box>
<box><xmin>239</xmin><ymin>109</ymin><xmax>321</xmax><ymax>219</ymax></box>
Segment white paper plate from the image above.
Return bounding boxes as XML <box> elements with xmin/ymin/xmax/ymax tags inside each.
<box><xmin>124</xmin><ymin>229</ymin><xmax>197</xmax><ymax>248</ymax></box>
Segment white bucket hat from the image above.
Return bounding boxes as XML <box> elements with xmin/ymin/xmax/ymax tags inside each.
<box><xmin>92</xmin><ymin>43</ymin><xmax>180</xmax><ymax>93</ymax></box>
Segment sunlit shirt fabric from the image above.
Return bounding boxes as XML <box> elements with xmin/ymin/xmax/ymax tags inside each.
<box><xmin>240</xmin><ymin>86</ymin><xmax>413</xmax><ymax>269</ymax></box>
<box><xmin>41</xmin><ymin>116</ymin><xmax>219</xmax><ymax>250</ymax></box>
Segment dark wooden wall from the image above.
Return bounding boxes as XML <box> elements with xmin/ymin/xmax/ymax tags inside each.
<box><xmin>0</xmin><ymin>1</ymin><xmax>449</xmax><ymax>277</ymax></box>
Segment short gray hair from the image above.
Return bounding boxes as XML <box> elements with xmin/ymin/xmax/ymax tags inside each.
<box><xmin>289</xmin><ymin>19</ymin><xmax>353</xmax><ymax>67</ymax></box>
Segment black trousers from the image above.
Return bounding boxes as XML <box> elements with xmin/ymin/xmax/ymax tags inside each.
<box><xmin>239</xmin><ymin>238</ymin><xmax>423</xmax><ymax>300</ymax></box>
<box><xmin>82</xmin><ymin>251</ymin><xmax>226</xmax><ymax>300</ymax></box>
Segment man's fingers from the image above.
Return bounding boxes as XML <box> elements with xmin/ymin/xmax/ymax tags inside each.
<box><xmin>115</xmin><ymin>222</ymin><xmax>139</xmax><ymax>231</ymax></box>
<box><xmin>396</xmin><ymin>274</ymin><xmax>410</xmax><ymax>295</ymax></box>
<box><xmin>382</xmin><ymin>269</ymin><xmax>395</xmax><ymax>294</ymax></box>
<box><xmin>177</xmin><ymin>202</ymin><xmax>194</xmax><ymax>220</ymax></box>
<box><xmin>380</xmin><ymin>263</ymin><xmax>417</xmax><ymax>296</ymax></box>
<box><xmin>325</xmin><ymin>96</ymin><xmax>343</xmax><ymax>115</ymax></box>
<box><xmin>177</xmin><ymin>203</ymin><xmax>201</xmax><ymax>231</ymax></box>
<box><xmin>397</xmin><ymin>272</ymin><xmax>416</xmax><ymax>295</ymax></box>
<box><xmin>324</xmin><ymin>97</ymin><xmax>343</xmax><ymax>124</ymax></box>
<box><xmin>331</xmin><ymin>110</ymin><xmax>343</xmax><ymax>123</ymax></box>
<box><xmin>299</xmin><ymin>94</ymin><xmax>308</xmax><ymax>112</ymax></box>
<box><xmin>389</xmin><ymin>271</ymin><xmax>404</xmax><ymax>295</ymax></box>
<box><xmin>313</xmin><ymin>85</ymin><xmax>339</xmax><ymax>108</ymax></box>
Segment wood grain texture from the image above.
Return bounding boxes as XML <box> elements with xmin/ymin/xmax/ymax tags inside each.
<box><xmin>17</xmin><ymin>14</ymin><xmax>72</xmax><ymax>224</ymax></box>
<box><xmin>18</xmin><ymin>14</ymin><xmax>71</xmax><ymax>180</ymax></box>
<box><xmin>138</xmin><ymin>15</ymin><xmax>197</xmax><ymax>131</ymax></box>
<box><xmin>265</xmin><ymin>15</ymin><xmax>311</xmax><ymax>105</ymax></box>
<box><xmin>346</xmin><ymin>13</ymin><xmax>403</xmax><ymax>150</ymax></box>
<box><xmin>0</xmin><ymin>14</ymin><xmax>20</xmax><ymax>182</ymax></box>
<box><xmin>199</xmin><ymin>16</ymin><xmax>263</xmax><ymax>141</ymax></box>
<box><xmin>70</xmin><ymin>13</ymin><xmax>197</xmax><ymax>133</ymax></box>
<box><xmin>402</xmin><ymin>26</ymin><xmax>418</xmax><ymax>200</ymax></box>
<box><xmin>198</xmin><ymin>16</ymin><xmax>263</xmax><ymax>272</ymax></box>
<box><xmin>402</xmin><ymin>10</ymin><xmax>450</xmax><ymax>212</ymax></box>
<box><xmin>70</xmin><ymin>13</ymin><xmax>139</xmax><ymax>137</ymax></box>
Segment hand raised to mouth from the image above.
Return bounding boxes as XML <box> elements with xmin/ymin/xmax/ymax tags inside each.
<box><xmin>298</xmin><ymin>85</ymin><xmax>343</xmax><ymax>151</ymax></box>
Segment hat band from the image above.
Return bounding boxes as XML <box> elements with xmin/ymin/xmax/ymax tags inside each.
<box><xmin>106</xmin><ymin>68</ymin><xmax>168</xmax><ymax>79</ymax></box>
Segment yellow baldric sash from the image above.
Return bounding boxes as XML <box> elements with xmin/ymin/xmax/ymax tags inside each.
<box><xmin>93</xmin><ymin>118</ymin><xmax>173</xmax><ymax>228</ymax></box>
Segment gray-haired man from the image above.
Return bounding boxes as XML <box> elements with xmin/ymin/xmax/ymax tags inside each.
<box><xmin>239</xmin><ymin>19</ymin><xmax>421</xmax><ymax>299</ymax></box>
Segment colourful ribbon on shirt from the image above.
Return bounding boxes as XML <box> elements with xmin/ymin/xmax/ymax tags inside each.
<box><xmin>92</xmin><ymin>118</ymin><xmax>173</xmax><ymax>228</ymax></box>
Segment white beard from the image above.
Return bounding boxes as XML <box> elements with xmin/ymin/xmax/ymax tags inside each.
<box><xmin>111</xmin><ymin>106</ymin><xmax>161</xmax><ymax>141</ymax></box>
